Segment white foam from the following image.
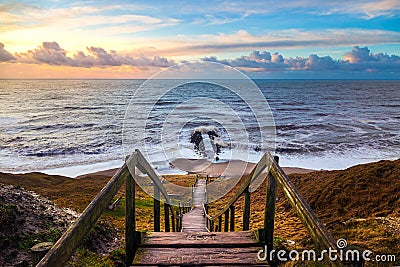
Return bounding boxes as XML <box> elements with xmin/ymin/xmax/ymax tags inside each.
<box><xmin>213</xmin><ymin>138</ymin><xmax>229</xmax><ymax>147</ymax></box>
<box><xmin>39</xmin><ymin>159</ymin><xmax>124</xmax><ymax>178</ymax></box>
<box><xmin>193</xmin><ymin>125</ymin><xmax>219</xmax><ymax>134</ymax></box>
<box><xmin>279</xmin><ymin>151</ymin><xmax>399</xmax><ymax>170</ymax></box>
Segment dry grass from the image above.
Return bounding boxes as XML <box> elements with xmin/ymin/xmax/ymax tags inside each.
<box><xmin>0</xmin><ymin>172</ymin><xmax>196</xmax><ymax>232</ymax></box>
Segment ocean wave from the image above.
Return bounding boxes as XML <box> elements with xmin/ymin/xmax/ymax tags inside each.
<box><xmin>63</xmin><ymin>106</ymin><xmax>104</xmax><ymax>110</ymax></box>
<box><xmin>0</xmin><ymin>79</ymin><xmax>399</xmax><ymax>173</ymax></box>
<box><xmin>23</xmin><ymin>146</ymin><xmax>109</xmax><ymax>157</ymax></box>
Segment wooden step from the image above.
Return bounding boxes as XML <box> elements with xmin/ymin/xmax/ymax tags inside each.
<box><xmin>181</xmin><ymin>208</ymin><xmax>208</xmax><ymax>232</ymax></box>
<box><xmin>181</xmin><ymin>179</ymin><xmax>208</xmax><ymax>232</ymax></box>
<box><xmin>132</xmin><ymin>247</ymin><xmax>268</xmax><ymax>266</ymax></box>
<box><xmin>139</xmin><ymin>231</ymin><xmax>261</xmax><ymax>248</ymax></box>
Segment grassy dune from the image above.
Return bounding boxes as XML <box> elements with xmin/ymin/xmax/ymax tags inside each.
<box><xmin>208</xmin><ymin>159</ymin><xmax>400</xmax><ymax>266</ymax></box>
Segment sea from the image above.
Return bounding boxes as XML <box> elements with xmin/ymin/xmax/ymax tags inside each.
<box><xmin>0</xmin><ymin>79</ymin><xmax>399</xmax><ymax>177</ymax></box>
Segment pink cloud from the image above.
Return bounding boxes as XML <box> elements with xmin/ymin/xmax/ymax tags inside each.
<box><xmin>0</xmin><ymin>43</ymin><xmax>16</xmax><ymax>62</ymax></box>
<box><xmin>14</xmin><ymin>42</ymin><xmax>174</xmax><ymax>68</ymax></box>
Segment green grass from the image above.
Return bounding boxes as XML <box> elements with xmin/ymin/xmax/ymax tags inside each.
<box><xmin>0</xmin><ymin>201</ymin><xmax>62</xmax><ymax>250</ymax></box>
<box><xmin>0</xmin><ymin>202</ymin><xmax>16</xmax><ymax>229</ymax></box>
<box><xmin>17</xmin><ymin>227</ymin><xmax>62</xmax><ymax>250</ymax></box>
<box><xmin>135</xmin><ymin>198</ymin><xmax>153</xmax><ymax>208</ymax></box>
<box><xmin>70</xmin><ymin>248</ymin><xmax>116</xmax><ymax>267</ymax></box>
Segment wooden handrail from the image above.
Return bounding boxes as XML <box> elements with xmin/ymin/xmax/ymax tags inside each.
<box><xmin>203</xmin><ymin>203</ymin><xmax>213</xmax><ymax>221</ymax></box>
<box><xmin>267</xmin><ymin>153</ymin><xmax>343</xmax><ymax>267</ymax></box>
<box><xmin>135</xmin><ymin>149</ymin><xmax>171</xmax><ymax>204</ymax></box>
<box><xmin>37</xmin><ymin>154</ymin><xmax>137</xmax><ymax>267</ymax></box>
<box><xmin>134</xmin><ymin>149</ymin><xmax>182</xmax><ymax>233</ymax></box>
<box><xmin>203</xmin><ymin>152</ymin><xmax>345</xmax><ymax>267</ymax></box>
<box><xmin>208</xmin><ymin>152</ymin><xmax>270</xmax><ymax>221</ymax></box>
<box><xmin>36</xmin><ymin>150</ymin><xmax>185</xmax><ymax>267</ymax></box>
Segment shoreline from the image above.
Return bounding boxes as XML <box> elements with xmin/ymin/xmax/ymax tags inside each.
<box><xmin>2</xmin><ymin>155</ymin><xmax>397</xmax><ymax>179</ymax></box>
<box><xmin>0</xmin><ymin>161</ymin><xmax>317</xmax><ymax>179</ymax></box>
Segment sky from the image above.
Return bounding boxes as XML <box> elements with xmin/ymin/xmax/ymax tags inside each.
<box><xmin>0</xmin><ymin>0</ymin><xmax>399</xmax><ymax>79</ymax></box>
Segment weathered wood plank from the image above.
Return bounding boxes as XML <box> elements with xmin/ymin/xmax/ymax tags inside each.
<box><xmin>182</xmin><ymin>208</ymin><xmax>207</xmax><ymax>232</ymax></box>
<box><xmin>132</xmin><ymin>247</ymin><xmax>267</xmax><ymax>266</ymax></box>
<box><xmin>37</xmin><ymin>154</ymin><xmax>137</xmax><ymax>267</ymax></box>
<box><xmin>140</xmin><ymin>231</ymin><xmax>260</xmax><ymax>247</ymax></box>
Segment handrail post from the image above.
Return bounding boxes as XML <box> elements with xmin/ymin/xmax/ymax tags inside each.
<box><xmin>176</xmin><ymin>210</ymin><xmax>180</xmax><ymax>231</ymax></box>
<box><xmin>164</xmin><ymin>203</ymin><xmax>170</xmax><ymax>232</ymax></box>
<box><xmin>243</xmin><ymin>186</ymin><xmax>250</xmax><ymax>230</ymax></box>
<box><xmin>224</xmin><ymin>209</ymin><xmax>229</xmax><ymax>232</ymax></box>
<box><xmin>154</xmin><ymin>186</ymin><xmax>160</xmax><ymax>232</ymax></box>
<box><xmin>264</xmin><ymin>156</ymin><xmax>278</xmax><ymax>252</ymax></box>
<box><xmin>229</xmin><ymin>205</ymin><xmax>235</xmax><ymax>231</ymax></box>
<box><xmin>171</xmin><ymin>212</ymin><xmax>176</xmax><ymax>232</ymax></box>
<box><xmin>268</xmin><ymin>153</ymin><xmax>344</xmax><ymax>267</ymax></box>
<box><xmin>204</xmin><ymin>182</ymin><xmax>208</xmax><ymax>204</ymax></box>
<box><xmin>125</xmin><ymin>166</ymin><xmax>136</xmax><ymax>266</ymax></box>
<box><xmin>191</xmin><ymin>185</ymin><xmax>194</xmax><ymax>206</ymax></box>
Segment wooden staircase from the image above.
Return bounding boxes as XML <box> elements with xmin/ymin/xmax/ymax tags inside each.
<box><xmin>36</xmin><ymin>149</ymin><xmax>362</xmax><ymax>267</ymax></box>
<box><xmin>132</xmin><ymin>179</ymin><xmax>266</xmax><ymax>266</ymax></box>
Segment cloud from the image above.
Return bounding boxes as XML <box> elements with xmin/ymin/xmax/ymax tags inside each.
<box><xmin>172</xmin><ymin>0</ymin><xmax>400</xmax><ymax>20</ymax></box>
<box><xmin>155</xmin><ymin>29</ymin><xmax>400</xmax><ymax>57</ymax></box>
<box><xmin>2</xmin><ymin>42</ymin><xmax>399</xmax><ymax>74</ymax></box>
<box><xmin>342</xmin><ymin>46</ymin><xmax>400</xmax><ymax>71</ymax></box>
<box><xmin>16</xmin><ymin>42</ymin><xmax>75</xmax><ymax>65</ymax></box>
<box><xmin>343</xmin><ymin>46</ymin><xmax>371</xmax><ymax>63</ymax></box>
<box><xmin>14</xmin><ymin>42</ymin><xmax>174</xmax><ymax>68</ymax></box>
<box><xmin>325</xmin><ymin>0</ymin><xmax>400</xmax><ymax>19</ymax></box>
<box><xmin>203</xmin><ymin>46</ymin><xmax>400</xmax><ymax>72</ymax></box>
<box><xmin>0</xmin><ymin>2</ymin><xmax>180</xmax><ymax>48</ymax></box>
<box><xmin>76</xmin><ymin>47</ymin><xmax>173</xmax><ymax>68</ymax></box>
<box><xmin>203</xmin><ymin>51</ymin><xmax>286</xmax><ymax>70</ymax></box>
<box><xmin>192</xmin><ymin>14</ymin><xmax>246</xmax><ymax>25</ymax></box>
<box><xmin>285</xmin><ymin>55</ymin><xmax>338</xmax><ymax>71</ymax></box>
<box><xmin>0</xmin><ymin>43</ymin><xmax>16</xmax><ymax>62</ymax></box>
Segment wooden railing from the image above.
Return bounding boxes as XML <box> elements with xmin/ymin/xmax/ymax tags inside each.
<box><xmin>36</xmin><ymin>149</ymin><xmax>190</xmax><ymax>267</ymax></box>
<box><xmin>203</xmin><ymin>152</ymin><xmax>271</xmax><ymax>232</ymax></box>
<box><xmin>36</xmin><ymin>149</ymin><xmax>360</xmax><ymax>267</ymax></box>
<box><xmin>203</xmin><ymin>152</ymin><xmax>351</xmax><ymax>267</ymax></box>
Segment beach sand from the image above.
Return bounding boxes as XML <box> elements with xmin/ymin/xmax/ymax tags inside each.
<box><xmin>75</xmin><ymin>159</ymin><xmax>314</xmax><ymax>179</ymax></box>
